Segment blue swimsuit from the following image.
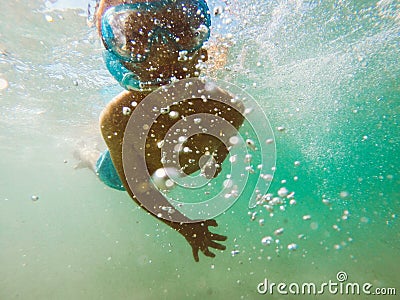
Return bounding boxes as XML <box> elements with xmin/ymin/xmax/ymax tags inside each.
<box><xmin>96</xmin><ymin>150</ymin><xmax>125</xmax><ymax>191</ymax></box>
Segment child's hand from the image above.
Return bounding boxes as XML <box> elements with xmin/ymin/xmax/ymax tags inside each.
<box><xmin>174</xmin><ymin>219</ymin><xmax>227</xmax><ymax>262</ymax></box>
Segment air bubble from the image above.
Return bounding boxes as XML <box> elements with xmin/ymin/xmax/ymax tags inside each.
<box><xmin>213</xmin><ymin>6</ymin><xmax>223</xmax><ymax>16</ymax></box>
<box><xmin>169</xmin><ymin>111</ymin><xmax>179</xmax><ymax>119</ymax></box>
<box><xmin>223</xmin><ymin>179</ymin><xmax>233</xmax><ymax>188</ymax></box>
<box><xmin>229</xmin><ymin>136</ymin><xmax>239</xmax><ymax>145</ymax></box>
<box><xmin>165</xmin><ymin>179</ymin><xmax>174</xmax><ymax>189</ymax></box>
<box><xmin>0</xmin><ymin>78</ymin><xmax>8</xmax><ymax>90</ymax></box>
<box><xmin>322</xmin><ymin>198</ymin><xmax>331</xmax><ymax>205</ymax></box>
<box><xmin>152</xmin><ymin>168</ymin><xmax>178</xmax><ymax>191</ymax></box>
<box><xmin>245</xmin><ymin>139</ymin><xmax>256</xmax><ymax>150</ymax></box>
<box><xmin>277</xmin><ymin>187</ymin><xmax>288</xmax><ymax>197</ymax></box>
<box><xmin>122</xmin><ymin>106</ymin><xmax>131</xmax><ymax>115</ymax></box>
<box><xmin>265</xmin><ymin>138</ymin><xmax>274</xmax><ymax>144</ymax></box>
<box><xmin>244</xmin><ymin>154</ymin><xmax>252</xmax><ymax>163</ymax></box>
<box><xmin>261</xmin><ymin>236</ymin><xmax>273</xmax><ymax>246</ymax></box>
<box><xmin>244</xmin><ymin>107</ymin><xmax>253</xmax><ymax>115</ymax></box>
<box><xmin>264</xmin><ymin>205</ymin><xmax>273</xmax><ymax>213</ymax></box>
<box><xmin>193</xmin><ymin>117</ymin><xmax>202</xmax><ymax>124</ymax></box>
<box><xmin>178</xmin><ymin>136</ymin><xmax>187</xmax><ymax>143</ymax></box>
<box><xmin>231</xmin><ymin>250</ymin><xmax>240</xmax><ymax>256</ymax></box>
<box><xmin>174</xmin><ymin>144</ymin><xmax>182</xmax><ymax>153</ymax></box>
<box><xmin>183</xmin><ymin>147</ymin><xmax>191</xmax><ymax>153</ymax></box>
<box><xmin>245</xmin><ymin>166</ymin><xmax>255</xmax><ymax>173</ymax></box>
<box><xmin>277</xmin><ymin>126</ymin><xmax>285</xmax><ymax>132</ymax></box>
<box><xmin>45</xmin><ymin>15</ymin><xmax>54</xmax><ymax>22</ymax></box>
<box><xmin>31</xmin><ymin>195</ymin><xmax>39</xmax><ymax>201</ymax></box>
<box><xmin>160</xmin><ymin>106</ymin><xmax>170</xmax><ymax>114</ymax></box>
<box><xmin>157</xmin><ymin>140</ymin><xmax>164</xmax><ymax>148</ymax></box>
<box><xmin>261</xmin><ymin>174</ymin><xmax>273</xmax><ymax>182</ymax></box>
<box><xmin>287</xmin><ymin>243</ymin><xmax>298</xmax><ymax>251</ymax></box>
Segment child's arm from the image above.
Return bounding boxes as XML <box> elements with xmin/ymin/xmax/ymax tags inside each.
<box><xmin>100</xmin><ymin>89</ymin><xmax>245</xmax><ymax>261</ymax></box>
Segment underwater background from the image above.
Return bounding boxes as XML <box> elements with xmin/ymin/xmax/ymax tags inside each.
<box><xmin>0</xmin><ymin>0</ymin><xmax>399</xmax><ymax>299</ymax></box>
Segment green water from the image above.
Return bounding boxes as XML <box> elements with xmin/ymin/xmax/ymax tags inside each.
<box><xmin>0</xmin><ymin>0</ymin><xmax>399</xmax><ymax>299</ymax></box>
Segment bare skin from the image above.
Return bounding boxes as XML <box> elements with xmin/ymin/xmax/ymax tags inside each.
<box><xmin>100</xmin><ymin>90</ymin><xmax>244</xmax><ymax>261</ymax></box>
<box><xmin>96</xmin><ymin>0</ymin><xmax>244</xmax><ymax>261</ymax></box>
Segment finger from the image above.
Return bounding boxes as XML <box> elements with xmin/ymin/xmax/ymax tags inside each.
<box><xmin>209</xmin><ymin>240</ymin><xmax>226</xmax><ymax>251</ymax></box>
<box><xmin>210</xmin><ymin>233</ymin><xmax>227</xmax><ymax>241</ymax></box>
<box><xmin>206</xmin><ymin>219</ymin><xmax>218</xmax><ymax>227</ymax></box>
<box><xmin>202</xmin><ymin>248</ymin><xmax>216</xmax><ymax>258</ymax></box>
<box><xmin>192</xmin><ymin>246</ymin><xmax>200</xmax><ymax>262</ymax></box>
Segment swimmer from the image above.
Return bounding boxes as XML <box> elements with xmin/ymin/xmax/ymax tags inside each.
<box><xmin>77</xmin><ymin>0</ymin><xmax>244</xmax><ymax>261</ymax></box>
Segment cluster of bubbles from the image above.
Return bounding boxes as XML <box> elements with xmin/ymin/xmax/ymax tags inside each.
<box><xmin>121</xmin><ymin>77</ymin><xmax>276</xmax><ymax>223</ymax></box>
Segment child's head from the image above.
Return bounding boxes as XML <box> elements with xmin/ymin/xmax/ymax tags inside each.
<box><xmin>97</xmin><ymin>0</ymin><xmax>210</xmax><ymax>91</ymax></box>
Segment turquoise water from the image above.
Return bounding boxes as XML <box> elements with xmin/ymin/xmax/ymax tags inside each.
<box><xmin>0</xmin><ymin>0</ymin><xmax>399</xmax><ymax>299</ymax></box>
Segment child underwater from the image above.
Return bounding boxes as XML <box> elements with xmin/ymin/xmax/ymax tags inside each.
<box><xmin>77</xmin><ymin>0</ymin><xmax>245</xmax><ymax>262</ymax></box>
